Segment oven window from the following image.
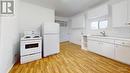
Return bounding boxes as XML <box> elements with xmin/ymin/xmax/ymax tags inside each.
<box><xmin>25</xmin><ymin>43</ymin><xmax>39</xmax><ymax>49</ymax></box>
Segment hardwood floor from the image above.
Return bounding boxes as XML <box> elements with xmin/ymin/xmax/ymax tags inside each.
<box><xmin>9</xmin><ymin>42</ymin><xmax>130</xmax><ymax>73</ymax></box>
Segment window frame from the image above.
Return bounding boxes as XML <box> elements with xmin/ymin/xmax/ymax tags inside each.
<box><xmin>99</xmin><ymin>20</ymin><xmax>108</xmax><ymax>29</ymax></box>
<box><xmin>90</xmin><ymin>21</ymin><xmax>99</xmax><ymax>30</ymax></box>
<box><xmin>89</xmin><ymin>16</ymin><xmax>108</xmax><ymax>30</ymax></box>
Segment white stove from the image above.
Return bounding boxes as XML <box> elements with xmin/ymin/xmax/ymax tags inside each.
<box><xmin>20</xmin><ymin>31</ymin><xmax>42</xmax><ymax>64</ymax></box>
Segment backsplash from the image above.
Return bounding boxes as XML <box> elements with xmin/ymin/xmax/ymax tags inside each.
<box><xmin>86</xmin><ymin>27</ymin><xmax>130</xmax><ymax>38</ymax></box>
<box><xmin>106</xmin><ymin>27</ymin><xmax>130</xmax><ymax>38</ymax></box>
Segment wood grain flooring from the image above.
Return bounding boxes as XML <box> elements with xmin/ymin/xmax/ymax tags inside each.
<box><xmin>9</xmin><ymin>42</ymin><xmax>130</xmax><ymax>73</ymax></box>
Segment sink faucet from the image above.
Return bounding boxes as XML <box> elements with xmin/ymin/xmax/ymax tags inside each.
<box><xmin>100</xmin><ymin>31</ymin><xmax>106</xmax><ymax>37</ymax></box>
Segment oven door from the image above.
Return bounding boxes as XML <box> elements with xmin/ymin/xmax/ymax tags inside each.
<box><xmin>20</xmin><ymin>39</ymin><xmax>42</xmax><ymax>56</ymax></box>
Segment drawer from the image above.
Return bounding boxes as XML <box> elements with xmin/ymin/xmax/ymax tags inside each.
<box><xmin>21</xmin><ymin>53</ymin><xmax>42</xmax><ymax>64</ymax></box>
<box><xmin>115</xmin><ymin>40</ymin><xmax>130</xmax><ymax>46</ymax></box>
<box><xmin>87</xmin><ymin>37</ymin><xmax>101</xmax><ymax>41</ymax></box>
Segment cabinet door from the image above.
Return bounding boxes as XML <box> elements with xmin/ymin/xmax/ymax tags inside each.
<box><xmin>87</xmin><ymin>40</ymin><xmax>101</xmax><ymax>54</ymax></box>
<box><xmin>112</xmin><ymin>0</ymin><xmax>128</xmax><ymax>27</ymax></box>
<box><xmin>115</xmin><ymin>45</ymin><xmax>130</xmax><ymax>64</ymax></box>
<box><xmin>101</xmin><ymin>43</ymin><xmax>115</xmax><ymax>59</ymax></box>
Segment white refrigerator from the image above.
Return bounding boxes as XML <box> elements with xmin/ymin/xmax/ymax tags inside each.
<box><xmin>42</xmin><ymin>22</ymin><xmax>60</xmax><ymax>57</ymax></box>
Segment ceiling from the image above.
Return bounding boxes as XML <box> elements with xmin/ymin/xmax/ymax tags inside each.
<box><xmin>22</xmin><ymin>0</ymin><xmax>108</xmax><ymax>17</ymax></box>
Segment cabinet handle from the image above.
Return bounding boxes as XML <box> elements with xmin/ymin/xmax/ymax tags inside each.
<box><xmin>122</xmin><ymin>42</ymin><xmax>125</xmax><ymax>44</ymax></box>
<box><xmin>125</xmin><ymin>23</ymin><xmax>130</xmax><ymax>25</ymax></box>
<box><xmin>128</xmin><ymin>23</ymin><xmax>130</xmax><ymax>25</ymax></box>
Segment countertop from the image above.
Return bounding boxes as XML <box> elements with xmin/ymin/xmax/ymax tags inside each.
<box><xmin>82</xmin><ymin>35</ymin><xmax>130</xmax><ymax>41</ymax></box>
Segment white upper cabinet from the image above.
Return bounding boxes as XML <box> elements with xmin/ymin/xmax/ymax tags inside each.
<box><xmin>87</xmin><ymin>4</ymin><xmax>108</xmax><ymax>19</ymax></box>
<box><xmin>71</xmin><ymin>14</ymin><xmax>85</xmax><ymax>28</ymax></box>
<box><xmin>112</xmin><ymin>0</ymin><xmax>128</xmax><ymax>27</ymax></box>
<box><xmin>128</xmin><ymin>0</ymin><xmax>130</xmax><ymax>23</ymax></box>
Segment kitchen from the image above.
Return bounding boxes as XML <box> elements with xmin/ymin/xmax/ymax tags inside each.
<box><xmin>0</xmin><ymin>0</ymin><xmax>130</xmax><ymax>73</ymax></box>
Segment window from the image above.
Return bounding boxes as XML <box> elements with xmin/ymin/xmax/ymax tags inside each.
<box><xmin>91</xmin><ymin>21</ymin><xmax>99</xmax><ymax>30</ymax></box>
<box><xmin>90</xmin><ymin>20</ymin><xmax>108</xmax><ymax>30</ymax></box>
<box><xmin>99</xmin><ymin>20</ymin><xmax>108</xmax><ymax>29</ymax></box>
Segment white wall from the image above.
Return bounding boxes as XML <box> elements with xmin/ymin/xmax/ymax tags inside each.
<box><xmin>69</xmin><ymin>14</ymin><xmax>85</xmax><ymax>45</ymax></box>
<box><xmin>0</xmin><ymin>1</ymin><xmax>55</xmax><ymax>73</ymax></box>
<box><xmin>55</xmin><ymin>16</ymin><xmax>70</xmax><ymax>42</ymax></box>
<box><xmin>70</xmin><ymin>29</ymin><xmax>83</xmax><ymax>45</ymax></box>
<box><xmin>0</xmin><ymin>0</ymin><xmax>20</xmax><ymax>73</ymax></box>
<box><xmin>60</xmin><ymin>27</ymin><xmax>69</xmax><ymax>42</ymax></box>
<box><xmin>55</xmin><ymin>16</ymin><xmax>69</xmax><ymax>22</ymax></box>
<box><xmin>19</xmin><ymin>1</ymin><xmax>55</xmax><ymax>35</ymax></box>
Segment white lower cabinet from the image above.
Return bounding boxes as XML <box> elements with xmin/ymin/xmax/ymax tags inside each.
<box><xmin>115</xmin><ymin>45</ymin><xmax>130</xmax><ymax>64</ymax></box>
<box><xmin>101</xmin><ymin>42</ymin><xmax>115</xmax><ymax>59</ymax></box>
<box><xmin>87</xmin><ymin>37</ymin><xmax>130</xmax><ymax>65</ymax></box>
<box><xmin>87</xmin><ymin>40</ymin><xmax>101</xmax><ymax>54</ymax></box>
<box><xmin>88</xmin><ymin>38</ymin><xmax>115</xmax><ymax>59</ymax></box>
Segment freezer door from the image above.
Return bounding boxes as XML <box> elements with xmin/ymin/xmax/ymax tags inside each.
<box><xmin>43</xmin><ymin>35</ymin><xmax>60</xmax><ymax>57</ymax></box>
<box><xmin>43</xmin><ymin>23</ymin><xmax>59</xmax><ymax>34</ymax></box>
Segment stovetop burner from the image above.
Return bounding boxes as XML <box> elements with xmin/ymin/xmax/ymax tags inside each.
<box><xmin>25</xmin><ymin>36</ymin><xmax>31</xmax><ymax>38</ymax></box>
<box><xmin>24</xmin><ymin>35</ymin><xmax>40</xmax><ymax>39</ymax></box>
<box><xmin>33</xmin><ymin>36</ymin><xmax>39</xmax><ymax>38</ymax></box>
